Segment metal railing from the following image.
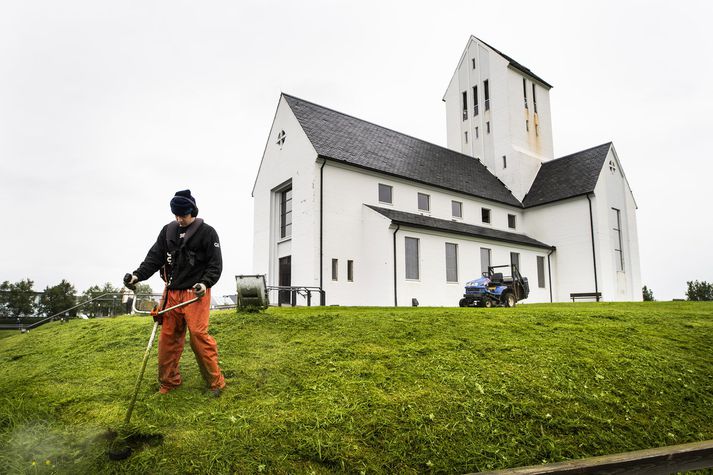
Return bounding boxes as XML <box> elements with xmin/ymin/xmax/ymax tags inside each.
<box><xmin>266</xmin><ymin>286</ymin><xmax>325</xmax><ymax>307</ymax></box>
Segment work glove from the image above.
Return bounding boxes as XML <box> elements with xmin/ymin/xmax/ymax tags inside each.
<box><xmin>123</xmin><ymin>273</ymin><xmax>139</xmax><ymax>291</ymax></box>
<box><xmin>193</xmin><ymin>282</ymin><xmax>207</xmax><ymax>298</ymax></box>
<box><xmin>150</xmin><ymin>306</ymin><xmax>163</xmax><ymax>325</ymax></box>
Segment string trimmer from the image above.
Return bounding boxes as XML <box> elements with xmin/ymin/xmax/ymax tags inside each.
<box><xmin>108</xmin><ymin>295</ymin><xmax>200</xmax><ymax>460</ymax></box>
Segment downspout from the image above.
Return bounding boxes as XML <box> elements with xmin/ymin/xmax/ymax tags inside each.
<box><xmin>392</xmin><ymin>224</ymin><xmax>400</xmax><ymax>307</ymax></box>
<box><xmin>547</xmin><ymin>247</ymin><xmax>556</xmax><ymax>303</ymax></box>
<box><xmin>586</xmin><ymin>193</ymin><xmax>600</xmax><ymax>301</ymax></box>
<box><xmin>319</xmin><ymin>160</ymin><xmax>326</xmax><ymax>300</ymax></box>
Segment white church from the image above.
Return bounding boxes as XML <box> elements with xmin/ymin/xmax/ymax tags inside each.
<box><xmin>252</xmin><ymin>36</ymin><xmax>642</xmax><ymax>306</ymax></box>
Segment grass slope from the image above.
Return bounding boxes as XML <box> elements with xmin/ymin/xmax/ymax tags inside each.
<box><xmin>0</xmin><ymin>302</ymin><xmax>712</xmax><ymax>474</ymax></box>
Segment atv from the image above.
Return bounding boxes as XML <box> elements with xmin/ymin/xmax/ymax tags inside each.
<box><xmin>459</xmin><ymin>264</ymin><xmax>529</xmax><ymax>308</ymax></box>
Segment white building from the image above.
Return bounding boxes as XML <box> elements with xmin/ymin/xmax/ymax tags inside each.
<box><xmin>252</xmin><ymin>36</ymin><xmax>641</xmax><ymax>306</ymax></box>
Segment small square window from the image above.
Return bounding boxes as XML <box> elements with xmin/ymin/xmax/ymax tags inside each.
<box><xmin>452</xmin><ymin>200</ymin><xmax>462</xmax><ymax>218</ymax></box>
<box><xmin>482</xmin><ymin>208</ymin><xmax>491</xmax><ymax>224</ymax></box>
<box><xmin>508</xmin><ymin>214</ymin><xmax>516</xmax><ymax>229</ymax></box>
<box><xmin>418</xmin><ymin>193</ymin><xmax>430</xmax><ymax>212</ymax></box>
<box><xmin>378</xmin><ymin>183</ymin><xmax>392</xmax><ymax>204</ymax></box>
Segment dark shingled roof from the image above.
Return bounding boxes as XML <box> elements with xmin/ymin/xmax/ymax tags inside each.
<box><xmin>283</xmin><ymin>94</ymin><xmax>522</xmax><ymax>208</ymax></box>
<box><xmin>523</xmin><ymin>142</ymin><xmax>612</xmax><ymax>208</ymax></box>
<box><xmin>366</xmin><ymin>205</ymin><xmax>553</xmax><ymax>250</ymax></box>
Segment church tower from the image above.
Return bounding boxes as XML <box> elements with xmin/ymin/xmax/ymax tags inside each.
<box><xmin>443</xmin><ymin>36</ymin><xmax>554</xmax><ymax>201</ymax></box>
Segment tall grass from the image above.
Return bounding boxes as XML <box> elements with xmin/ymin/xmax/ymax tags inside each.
<box><xmin>0</xmin><ymin>302</ymin><xmax>712</xmax><ymax>473</ymax></box>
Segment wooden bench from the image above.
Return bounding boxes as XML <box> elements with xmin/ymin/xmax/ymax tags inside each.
<box><xmin>570</xmin><ymin>292</ymin><xmax>602</xmax><ymax>302</ymax></box>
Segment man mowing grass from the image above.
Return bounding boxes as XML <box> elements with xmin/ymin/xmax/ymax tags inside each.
<box><xmin>124</xmin><ymin>189</ymin><xmax>226</xmax><ymax>397</ymax></box>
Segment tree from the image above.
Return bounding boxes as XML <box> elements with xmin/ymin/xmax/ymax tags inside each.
<box><xmin>686</xmin><ymin>280</ymin><xmax>713</xmax><ymax>301</ymax></box>
<box><xmin>1</xmin><ymin>279</ymin><xmax>36</xmax><ymax>317</ymax></box>
<box><xmin>38</xmin><ymin>280</ymin><xmax>77</xmax><ymax>318</ymax></box>
<box><xmin>642</xmin><ymin>285</ymin><xmax>655</xmax><ymax>301</ymax></box>
<box><xmin>80</xmin><ymin>282</ymin><xmax>124</xmax><ymax>317</ymax></box>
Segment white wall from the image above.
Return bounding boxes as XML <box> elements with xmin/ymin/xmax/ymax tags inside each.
<box><xmin>591</xmin><ymin>148</ymin><xmax>642</xmax><ymax>301</ymax></box>
<box><xmin>252</xmin><ymin>96</ymin><xmax>321</xmax><ymax>296</ymax></box>
<box><xmin>319</xmin><ymin>161</ymin><xmax>551</xmax><ymax>306</ymax></box>
<box><xmin>523</xmin><ymin>196</ymin><xmax>596</xmax><ymax>301</ymax></box>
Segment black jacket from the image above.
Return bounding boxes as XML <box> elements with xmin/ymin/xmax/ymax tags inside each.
<box><xmin>134</xmin><ymin>219</ymin><xmax>222</xmax><ymax>290</ymax></box>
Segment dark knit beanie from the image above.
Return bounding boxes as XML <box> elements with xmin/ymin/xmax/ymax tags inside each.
<box><xmin>170</xmin><ymin>189</ymin><xmax>199</xmax><ymax>217</ymax></box>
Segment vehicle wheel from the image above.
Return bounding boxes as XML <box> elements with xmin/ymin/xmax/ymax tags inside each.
<box><xmin>484</xmin><ymin>299</ymin><xmax>493</xmax><ymax>308</ymax></box>
<box><xmin>459</xmin><ymin>298</ymin><xmax>467</xmax><ymax>307</ymax></box>
<box><xmin>503</xmin><ymin>292</ymin><xmax>516</xmax><ymax>308</ymax></box>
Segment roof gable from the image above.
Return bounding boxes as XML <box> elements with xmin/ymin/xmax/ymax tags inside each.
<box><xmin>283</xmin><ymin>94</ymin><xmax>522</xmax><ymax>208</ymax></box>
<box><xmin>523</xmin><ymin>142</ymin><xmax>612</xmax><ymax>208</ymax></box>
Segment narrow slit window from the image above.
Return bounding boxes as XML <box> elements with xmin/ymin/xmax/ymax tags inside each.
<box><xmin>464</xmin><ymin>131</ymin><xmax>468</xmax><ymax>144</ymax></box>
<box><xmin>331</xmin><ymin>258</ymin><xmax>338</xmax><ymax>281</ymax></box>
<box><xmin>486</xmin><ymin>121</ymin><xmax>491</xmax><ymax>134</ymax></box>
<box><xmin>523</xmin><ymin>78</ymin><xmax>528</xmax><ymax>109</ymax></box>
<box><xmin>462</xmin><ymin>91</ymin><xmax>468</xmax><ymax>121</ymax></box>
<box><xmin>347</xmin><ymin>260</ymin><xmax>354</xmax><ymax>282</ymax></box>
<box><xmin>472</xmin><ymin>58</ymin><xmax>476</xmax><ymax>69</ymax></box>
<box><xmin>405</xmin><ymin>237</ymin><xmax>420</xmax><ymax>280</ymax></box>
<box><xmin>532</xmin><ymin>83</ymin><xmax>538</xmax><ymax>113</ymax></box>
<box><xmin>484</xmin><ymin>80</ymin><xmax>490</xmax><ymax>111</ymax></box>
<box><xmin>503</xmin><ymin>155</ymin><xmax>507</xmax><ymax>169</ymax></box>
<box><xmin>473</xmin><ymin>85</ymin><xmax>479</xmax><ymax>116</ymax></box>
<box><xmin>537</xmin><ymin>256</ymin><xmax>546</xmax><ymax>288</ymax></box>
<box><xmin>446</xmin><ymin>243</ymin><xmax>458</xmax><ymax>283</ymax></box>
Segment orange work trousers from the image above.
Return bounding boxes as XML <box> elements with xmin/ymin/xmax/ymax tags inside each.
<box><xmin>158</xmin><ymin>288</ymin><xmax>225</xmax><ymax>392</ymax></box>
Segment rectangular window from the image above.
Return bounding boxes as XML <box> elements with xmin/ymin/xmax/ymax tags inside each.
<box><xmin>532</xmin><ymin>83</ymin><xmax>538</xmax><ymax>114</ymax></box>
<box><xmin>523</xmin><ymin>78</ymin><xmax>528</xmax><ymax>109</ymax></box>
<box><xmin>508</xmin><ymin>214</ymin><xmax>516</xmax><ymax>229</ymax></box>
<box><xmin>473</xmin><ymin>86</ymin><xmax>479</xmax><ymax>116</ymax></box>
<box><xmin>484</xmin><ymin>80</ymin><xmax>490</xmax><ymax>111</ymax></box>
<box><xmin>475</xmin><ymin>126</ymin><xmax>479</xmax><ymax>139</ymax></box>
<box><xmin>481</xmin><ymin>208</ymin><xmax>491</xmax><ymax>224</ymax></box>
<box><xmin>472</xmin><ymin>58</ymin><xmax>476</xmax><ymax>69</ymax></box>
<box><xmin>612</xmin><ymin>208</ymin><xmax>624</xmax><ymax>271</ymax></box>
<box><xmin>480</xmin><ymin>247</ymin><xmax>491</xmax><ymax>275</ymax></box>
<box><xmin>452</xmin><ymin>200</ymin><xmax>462</xmax><ymax>218</ymax></box>
<box><xmin>526</xmin><ymin>119</ymin><xmax>529</xmax><ymax>132</ymax></box>
<box><xmin>331</xmin><ymin>258</ymin><xmax>338</xmax><ymax>281</ymax></box>
<box><xmin>417</xmin><ymin>193</ymin><xmax>430</xmax><ymax>212</ymax></box>
<box><xmin>462</xmin><ymin>91</ymin><xmax>468</xmax><ymax>121</ymax></box>
<box><xmin>537</xmin><ymin>256</ymin><xmax>546</xmax><ymax>288</ymax></box>
<box><xmin>347</xmin><ymin>260</ymin><xmax>354</xmax><ymax>282</ymax></box>
<box><xmin>486</xmin><ymin>121</ymin><xmax>491</xmax><ymax>134</ymax></box>
<box><xmin>503</xmin><ymin>155</ymin><xmax>507</xmax><ymax>169</ymax></box>
<box><xmin>464</xmin><ymin>131</ymin><xmax>468</xmax><ymax>144</ymax></box>
<box><xmin>378</xmin><ymin>183</ymin><xmax>392</xmax><ymax>204</ymax></box>
<box><xmin>510</xmin><ymin>252</ymin><xmax>520</xmax><ymax>272</ymax></box>
<box><xmin>280</xmin><ymin>187</ymin><xmax>292</xmax><ymax>239</ymax></box>
<box><xmin>405</xmin><ymin>237</ymin><xmax>420</xmax><ymax>280</ymax></box>
<box><xmin>446</xmin><ymin>243</ymin><xmax>458</xmax><ymax>282</ymax></box>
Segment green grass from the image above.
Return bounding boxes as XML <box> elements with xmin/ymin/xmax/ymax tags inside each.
<box><xmin>0</xmin><ymin>302</ymin><xmax>712</xmax><ymax>474</ymax></box>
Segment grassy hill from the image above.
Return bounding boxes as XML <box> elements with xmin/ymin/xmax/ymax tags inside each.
<box><xmin>0</xmin><ymin>302</ymin><xmax>712</xmax><ymax>474</ymax></box>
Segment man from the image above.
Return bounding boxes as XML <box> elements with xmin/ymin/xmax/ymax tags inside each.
<box><xmin>124</xmin><ymin>189</ymin><xmax>225</xmax><ymax>396</ymax></box>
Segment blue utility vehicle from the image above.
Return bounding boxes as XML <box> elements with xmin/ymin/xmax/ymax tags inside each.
<box><xmin>459</xmin><ymin>264</ymin><xmax>529</xmax><ymax>308</ymax></box>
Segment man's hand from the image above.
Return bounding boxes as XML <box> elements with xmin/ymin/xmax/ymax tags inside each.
<box><xmin>193</xmin><ymin>282</ymin><xmax>207</xmax><ymax>298</ymax></box>
<box><xmin>123</xmin><ymin>273</ymin><xmax>139</xmax><ymax>291</ymax></box>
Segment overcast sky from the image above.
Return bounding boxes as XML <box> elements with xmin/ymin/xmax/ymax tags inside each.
<box><xmin>1</xmin><ymin>1</ymin><xmax>711</xmax><ymax>301</ymax></box>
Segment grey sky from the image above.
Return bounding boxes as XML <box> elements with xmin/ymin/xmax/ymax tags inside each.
<box><xmin>1</xmin><ymin>1</ymin><xmax>711</xmax><ymax>301</ymax></box>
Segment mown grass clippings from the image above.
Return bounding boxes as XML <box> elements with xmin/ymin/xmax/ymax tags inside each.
<box><xmin>0</xmin><ymin>302</ymin><xmax>711</xmax><ymax>473</ymax></box>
